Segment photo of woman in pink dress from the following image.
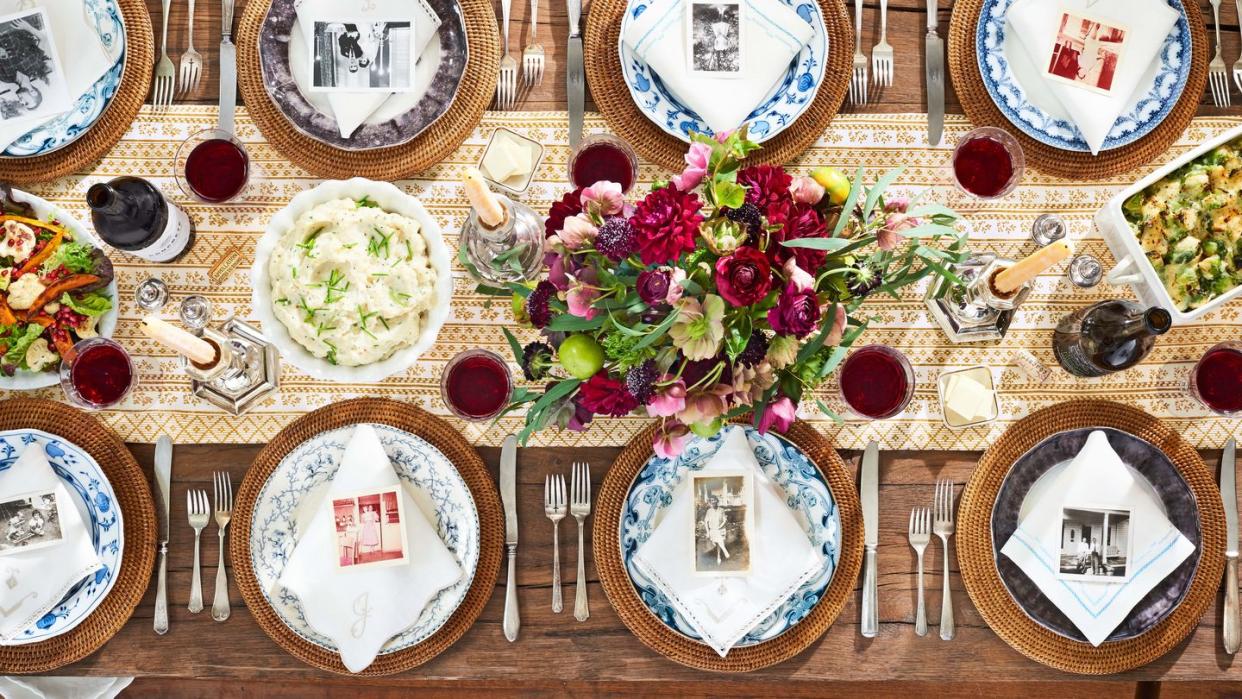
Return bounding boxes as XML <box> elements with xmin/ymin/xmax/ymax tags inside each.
<box><xmin>330</xmin><ymin>488</ymin><xmax>409</xmax><ymax>569</ymax></box>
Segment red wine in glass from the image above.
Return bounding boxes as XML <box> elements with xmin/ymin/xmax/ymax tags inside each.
<box><xmin>442</xmin><ymin>350</ymin><xmax>512</xmax><ymax>420</ymax></box>
<box><xmin>569</xmin><ymin>136</ymin><xmax>638</xmax><ymax>193</ymax></box>
<box><xmin>952</xmin><ymin>127</ymin><xmax>1023</xmax><ymax>199</ymax></box>
<box><xmin>839</xmin><ymin>346</ymin><xmax>915</xmax><ymax>419</ymax></box>
<box><xmin>64</xmin><ymin>340</ymin><xmax>135</xmax><ymax>409</ymax></box>
<box><xmin>1192</xmin><ymin>343</ymin><xmax>1242</xmax><ymax>414</ymax></box>
<box><xmin>184</xmin><ymin>138</ymin><xmax>249</xmax><ymax>203</ymax></box>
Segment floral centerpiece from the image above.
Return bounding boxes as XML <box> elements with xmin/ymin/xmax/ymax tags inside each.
<box><xmin>489</xmin><ymin>129</ymin><xmax>968</xmax><ymax>457</ymax></box>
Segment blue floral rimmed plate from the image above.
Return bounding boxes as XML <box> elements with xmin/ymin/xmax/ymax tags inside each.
<box><xmin>620</xmin><ymin>425</ymin><xmax>840</xmax><ymax>646</ymax></box>
<box><xmin>249</xmin><ymin>423</ymin><xmax>479</xmax><ymax>654</ymax></box>
<box><xmin>0</xmin><ymin>429</ymin><xmax>123</xmax><ymax>646</ymax></box>
<box><xmin>1</xmin><ymin>0</ymin><xmax>126</xmax><ymax>158</ymax></box>
<box><xmin>618</xmin><ymin>0</ymin><xmax>827</xmax><ymax>143</ymax></box>
<box><xmin>976</xmin><ymin>0</ymin><xmax>1190</xmax><ymax>152</ymax></box>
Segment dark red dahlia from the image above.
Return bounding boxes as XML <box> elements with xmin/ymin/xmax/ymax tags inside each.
<box><xmin>525</xmin><ymin>281</ymin><xmax>557</xmax><ymax>329</ymax></box>
<box><xmin>595</xmin><ymin>216</ymin><xmax>636</xmax><ymax>262</ymax></box>
<box><xmin>578</xmin><ymin>372</ymin><xmax>640</xmax><ymax>417</ymax></box>
<box><xmin>632</xmin><ymin>185</ymin><xmax>704</xmax><ymax>265</ymax></box>
<box><xmin>738</xmin><ymin>165</ymin><xmax>792</xmax><ymax>208</ymax></box>
<box><xmin>545</xmin><ymin>188</ymin><xmax>585</xmax><ymax>238</ymax></box>
<box><xmin>767</xmin><ymin>202</ymin><xmax>828</xmax><ymax>272</ymax></box>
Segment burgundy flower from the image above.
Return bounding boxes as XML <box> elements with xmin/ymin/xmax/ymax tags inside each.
<box><xmin>767</xmin><ymin>202</ymin><xmax>828</xmax><ymax>272</ymax></box>
<box><xmin>578</xmin><ymin>372</ymin><xmax>640</xmax><ymax>417</ymax></box>
<box><xmin>545</xmin><ymin>188</ymin><xmax>584</xmax><ymax>239</ymax></box>
<box><xmin>525</xmin><ymin>281</ymin><xmax>557</xmax><ymax>329</ymax></box>
<box><xmin>636</xmin><ymin>268</ymin><xmax>672</xmax><ymax>305</ymax></box>
<box><xmin>738</xmin><ymin>165</ymin><xmax>792</xmax><ymax>208</ymax></box>
<box><xmin>767</xmin><ymin>280</ymin><xmax>821</xmax><ymax>338</ymax></box>
<box><xmin>758</xmin><ymin>395</ymin><xmax>797</xmax><ymax>434</ymax></box>
<box><xmin>714</xmin><ymin>246</ymin><xmax>772</xmax><ymax>307</ymax></box>
<box><xmin>595</xmin><ymin>216</ymin><xmax>637</xmax><ymax>262</ymax></box>
<box><xmin>625</xmin><ymin>360</ymin><xmax>659</xmax><ymax>404</ymax></box>
<box><xmin>632</xmin><ymin>186</ymin><xmax>704</xmax><ymax>265</ymax></box>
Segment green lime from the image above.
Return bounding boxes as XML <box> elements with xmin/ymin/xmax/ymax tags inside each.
<box><xmin>689</xmin><ymin>418</ymin><xmax>723</xmax><ymax>438</ymax></box>
<box><xmin>511</xmin><ymin>281</ymin><xmax>536</xmax><ymax>324</ymax></box>
<box><xmin>558</xmin><ymin>334</ymin><xmax>605</xmax><ymax>380</ymax></box>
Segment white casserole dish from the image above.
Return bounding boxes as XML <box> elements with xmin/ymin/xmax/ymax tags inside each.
<box><xmin>1093</xmin><ymin>123</ymin><xmax>1242</xmax><ymax>325</ymax></box>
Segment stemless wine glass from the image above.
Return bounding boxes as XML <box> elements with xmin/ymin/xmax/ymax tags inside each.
<box><xmin>838</xmin><ymin>345</ymin><xmax>916</xmax><ymax>420</ymax></box>
<box><xmin>1189</xmin><ymin>341</ymin><xmax>1242</xmax><ymax>416</ymax></box>
<box><xmin>173</xmin><ymin>128</ymin><xmax>252</xmax><ymax>203</ymax></box>
<box><xmin>440</xmin><ymin>349</ymin><xmax>514</xmax><ymax>422</ymax></box>
<box><xmin>567</xmin><ymin>133</ymin><xmax>639</xmax><ymax>193</ymax></box>
<box><xmin>59</xmin><ymin>338</ymin><xmax>136</xmax><ymax>410</ymax></box>
<box><xmin>951</xmin><ymin>126</ymin><xmax>1025</xmax><ymax>200</ymax></box>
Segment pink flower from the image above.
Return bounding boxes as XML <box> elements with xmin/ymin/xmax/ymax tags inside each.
<box><xmin>647</xmin><ymin>376</ymin><xmax>687</xmax><ymax>417</ymax></box>
<box><xmin>581</xmin><ymin>181</ymin><xmax>625</xmax><ymax>217</ymax></box>
<box><xmin>824</xmin><ymin>303</ymin><xmax>847</xmax><ymax>346</ymax></box>
<box><xmin>714</xmin><ymin>129</ymin><xmax>735</xmax><ymax>143</ymax></box>
<box><xmin>678</xmin><ymin>383</ymin><xmax>732</xmax><ymax>425</ymax></box>
<box><xmin>546</xmin><ymin>253</ymin><xmax>571</xmax><ymax>291</ymax></box>
<box><xmin>556</xmin><ymin>214</ymin><xmax>598</xmax><ymax>251</ymax></box>
<box><xmin>653</xmin><ymin>420</ymin><xmax>691</xmax><ymax>458</ymax></box>
<box><xmin>878</xmin><ymin>213</ymin><xmax>919</xmax><ymax>251</ymax></box>
<box><xmin>789</xmin><ymin>176</ymin><xmax>825</xmax><ymax>205</ymax></box>
<box><xmin>671</xmin><ymin>142</ymin><xmax>711</xmax><ymax>191</ymax></box>
<box><xmin>783</xmin><ymin>257</ymin><xmax>815</xmax><ymax>292</ymax></box>
<box><xmin>566</xmin><ymin>268</ymin><xmax>599</xmax><ymax>319</ymax></box>
<box><xmin>758</xmin><ymin>395</ymin><xmax>797</xmax><ymax>434</ymax></box>
<box><xmin>884</xmin><ymin>196</ymin><xmax>910</xmax><ymax>214</ymax></box>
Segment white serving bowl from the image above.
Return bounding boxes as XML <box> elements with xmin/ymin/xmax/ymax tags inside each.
<box><xmin>251</xmin><ymin>178</ymin><xmax>452</xmax><ymax>383</ymax></box>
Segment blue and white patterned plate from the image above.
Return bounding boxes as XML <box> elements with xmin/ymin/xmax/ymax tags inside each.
<box><xmin>976</xmin><ymin>0</ymin><xmax>1189</xmax><ymax>152</ymax></box>
<box><xmin>618</xmin><ymin>0</ymin><xmax>827</xmax><ymax>143</ymax></box>
<box><xmin>250</xmin><ymin>424</ymin><xmax>480</xmax><ymax>654</ymax></box>
<box><xmin>2</xmin><ymin>0</ymin><xmax>126</xmax><ymax>158</ymax></box>
<box><xmin>620</xmin><ymin>426</ymin><xmax>840</xmax><ymax>646</ymax></box>
<box><xmin>0</xmin><ymin>429</ymin><xmax>123</xmax><ymax>646</ymax></box>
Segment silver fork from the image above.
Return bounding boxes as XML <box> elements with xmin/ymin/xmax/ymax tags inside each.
<box><xmin>211</xmin><ymin>471</ymin><xmax>232</xmax><ymax>622</ymax></box>
<box><xmin>522</xmin><ymin>0</ymin><xmax>545</xmax><ymax>86</ymax></box>
<box><xmin>496</xmin><ymin>0</ymin><xmax>518</xmax><ymax>108</ymax></box>
<box><xmin>570</xmin><ymin>461</ymin><xmax>592</xmax><ymax>622</ymax></box>
<box><xmin>871</xmin><ymin>0</ymin><xmax>893</xmax><ymax>88</ymax></box>
<box><xmin>187</xmin><ymin>489</ymin><xmax>210</xmax><ymax>613</ymax></box>
<box><xmin>1209</xmin><ymin>0</ymin><xmax>1231</xmax><ymax>107</ymax></box>
<box><xmin>544</xmin><ymin>473</ymin><xmax>567</xmax><ymax>613</ymax></box>
<box><xmin>849</xmin><ymin>0</ymin><xmax>868</xmax><ymax>105</ymax></box>
<box><xmin>152</xmin><ymin>0</ymin><xmax>176</xmax><ymax>109</ymax></box>
<box><xmin>908</xmin><ymin>507</ymin><xmax>931</xmax><ymax>637</ymax></box>
<box><xmin>178</xmin><ymin>0</ymin><xmax>203</xmax><ymax>94</ymax></box>
<box><xmin>1232</xmin><ymin>0</ymin><xmax>1242</xmax><ymax>95</ymax></box>
<box><xmin>933</xmin><ymin>478</ymin><xmax>956</xmax><ymax>640</ymax></box>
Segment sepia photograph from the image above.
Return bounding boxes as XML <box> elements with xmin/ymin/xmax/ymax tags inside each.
<box><xmin>331</xmin><ymin>486</ymin><xmax>409</xmax><ymax>570</ymax></box>
<box><xmin>0</xmin><ymin>8</ymin><xmax>72</xmax><ymax>124</ymax></box>
<box><xmin>1044</xmin><ymin>11</ymin><xmax>1128</xmax><ymax>95</ymax></box>
<box><xmin>690</xmin><ymin>470</ymin><xmax>753</xmax><ymax>576</ymax></box>
<box><xmin>309</xmin><ymin>19</ymin><xmax>415</xmax><ymax>92</ymax></box>
<box><xmin>686</xmin><ymin>0</ymin><xmax>744</xmax><ymax>77</ymax></box>
<box><xmin>1058</xmin><ymin>505</ymin><xmax>1132</xmax><ymax>581</ymax></box>
<box><xmin>0</xmin><ymin>488</ymin><xmax>64</xmax><ymax>556</ymax></box>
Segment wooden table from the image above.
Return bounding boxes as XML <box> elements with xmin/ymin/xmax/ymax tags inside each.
<box><xmin>54</xmin><ymin>0</ymin><xmax>1242</xmax><ymax>695</ymax></box>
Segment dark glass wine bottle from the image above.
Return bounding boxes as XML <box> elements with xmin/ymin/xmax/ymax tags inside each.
<box><xmin>1052</xmin><ymin>299</ymin><xmax>1172</xmax><ymax>377</ymax></box>
<box><xmin>86</xmin><ymin>177</ymin><xmax>194</xmax><ymax>262</ymax></box>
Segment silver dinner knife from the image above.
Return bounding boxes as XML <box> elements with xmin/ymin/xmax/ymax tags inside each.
<box><xmin>153</xmin><ymin>436</ymin><xmax>172</xmax><ymax>635</ymax></box>
<box><xmin>924</xmin><ymin>0</ymin><xmax>944</xmax><ymax>147</ymax></box>
<box><xmin>860</xmin><ymin>441</ymin><xmax>879</xmax><ymax>638</ymax></box>
<box><xmin>1223</xmin><ymin>438</ymin><xmax>1238</xmax><ymax>654</ymax></box>
<box><xmin>501</xmin><ymin>435</ymin><xmax>520</xmax><ymax>642</ymax></box>
<box><xmin>566</xmin><ymin>0</ymin><xmax>584</xmax><ymax>148</ymax></box>
<box><xmin>218</xmin><ymin>0</ymin><xmax>237</xmax><ymax>136</ymax></box>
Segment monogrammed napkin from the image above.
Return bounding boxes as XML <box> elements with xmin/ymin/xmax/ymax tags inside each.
<box><xmin>0</xmin><ymin>441</ymin><xmax>100</xmax><ymax>641</ymax></box>
<box><xmin>277</xmin><ymin>424</ymin><xmax>461</xmax><ymax>673</ymax></box>
<box><xmin>631</xmin><ymin>426</ymin><xmax>824</xmax><ymax>657</ymax></box>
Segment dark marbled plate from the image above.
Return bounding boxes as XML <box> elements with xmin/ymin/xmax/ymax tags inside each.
<box><xmin>990</xmin><ymin>427</ymin><xmax>1201</xmax><ymax>643</ymax></box>
<box><xmin>257</xmin><ymin>0</ymin><xmax>467</xmax><ymax>151</ymax></box>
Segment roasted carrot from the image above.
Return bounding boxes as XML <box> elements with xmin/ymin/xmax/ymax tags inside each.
<box><xmin>0</xmin><ymin>215</ymin><xmax>64</xmax><ymax>237</ymax></box>
<box><xmin>0</xmin><ymin>299</ymin><xmax>14</xmax><ymax>326</ymax></box>
<box><xmin>28</xmin><ymin>314</ymin><xmax>54</xmax><ymax>329</ymax></box>
<box><xmin>49</xmin><ymin>329</ymin><xmax>73</xmax><ymax>358</ymax></box>
<box><xmin>21</xmin><ymin>274</ymin><xmax>100</xmax><ymax>321</ymax></box>
<box><xmin>16</xmin><ymin>227</ymin><xmax>63</xmax><ymax>276</ymax></box>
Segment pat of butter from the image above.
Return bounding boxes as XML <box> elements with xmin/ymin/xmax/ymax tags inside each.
<box><xmin>941</xmin><ymin>368</ymin><xmax>996</xmax><ymax>427</ymax></box>
<box><xmin>481</xmin><ymin>132</ymin><xmax>534</xmax><ymax>188</ymax></box>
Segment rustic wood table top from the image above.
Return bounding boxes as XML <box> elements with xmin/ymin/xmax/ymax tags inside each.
<box><xmin>47</xmin><ymin>0</ymin><xmax>1242</xmax><ymax>694</ymax></box>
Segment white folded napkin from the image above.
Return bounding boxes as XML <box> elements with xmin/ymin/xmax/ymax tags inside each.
<box><xmin>621</xmin><ymin>0</ymin><xmax>813</xmax><ymax>135</ymax></box>
<box><xmin>277</xmin><ymin>424</ymin><xmax>462</xmax><ymax>673</ymax></box>
<box><xmin>1000</xmin><ymin>430</ymin><xmax>1195</xmax><ymax>646</ymax></box>
<box><xmin>292</xmin><ymin>0</ymin><xmax>441</xmax><ymax>139</ymax></box>
<box><xmin>0</xmin><ymin>677</ymin><xmax>132</xmax><ymax>699</ymax></box>
<box><xmin>632</xmin><ymin>426</ymin><xmax>824</xmax><ymax>657</ymax></box>
<box><xmin>0</xmin><ymin>442</ymin><xmax>101</xmax><ymax>641</ymax></box>
<box><xmin>0</xmin><ymin>0</ymin><xmax>114</xmax><ymax>150</ymax></box>
<box><xmin>1006</xmin><ymin>0</ymin><xmax>1177</xmax><ymax>155</ymax></box>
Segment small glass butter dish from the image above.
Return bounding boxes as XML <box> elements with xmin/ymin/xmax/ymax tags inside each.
<box><xmin>479</xmin><ymin>128</ymin><xmax>544</xmax><ymax>195</ymax></box>
<box><xmin>937</xmin><ymin>365</ymin><xmax>999</xmax><ymax>429</ymax></box>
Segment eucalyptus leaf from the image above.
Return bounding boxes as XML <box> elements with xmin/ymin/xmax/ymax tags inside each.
<box><xmin>633</xmin><ymin>311</ymin><xmax>677</xmax><ymax>350</ymax></box>
<box><xmin>502</xmin><ymin>327</ymin><xmax>524</xmax><ymax>364</ymax></box>
<box><xmin>831</xmin><ymin>166</ymin><xmax>866</xmax><ymax>239</ymax></box>
<box><xmin>547</xmin><ymin>314</ymin><xmax>606</xmax><ymax>332</ymax></box>
<box><xmin>780</xmin><ymin>237</ymin><xmax>852</xmax><ymax>252</ymax></box>
<box><xmin>863</xmin><ymin>167</ymin><xmax>905</xmax><ymax>220</ymax></box>
<box><xmin>899</xmin><ymin>222</ymin><xmax>960</xmax><ymax>239</ymax></box>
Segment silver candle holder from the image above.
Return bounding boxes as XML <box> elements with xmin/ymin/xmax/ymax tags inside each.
<box><xmin>924</xmin><ymin>254</ymin><xmax>1033</xmax><ymax>343</ymax></box>
<box><xmin>176</xmin><ymin>296</ymin><xmax>280</xmax><ymax>414</ymax></box>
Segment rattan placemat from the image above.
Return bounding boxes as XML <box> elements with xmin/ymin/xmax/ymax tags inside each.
<box><xmin>594</xmin><ymin>417</ymin><xmax>863</xmax><ymax>672</ymax></box>
<box><xmin>958</xmin><ymin>400</ymin><xmax>1225</xmax><ymax>675</ymax></box>
<box><xmin>948</xmin><ymin>0</ymin><xmax>1207</xmax><ymax>180</ymax></box>
<box><xmin>0</xmin><ymin>398</ymin><xmax>155</xmax><ymax>674</ymax></box>
<box><xmin>230</xmin><ymin>398</ymin><xmax>502</xmax><ymax>676</ymax></box>
<box><xmin>0</xmin><ymin>0</ymin><xmax>153</xmax><ymax>185</ymax></box>
<box><xmin>237</xmin><ymin>0</ymin><xmax>498</xmax><ymax>180</ymax></box>
<box><xmin>584</xmin><ymin>0</ymin><xmax>852</xmax><ymax>172</ymax></box>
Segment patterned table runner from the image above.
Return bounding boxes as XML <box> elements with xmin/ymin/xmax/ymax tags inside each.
<box><xmin>8</xmin><ymin>106</ymin><xmax>1242</xmax><ymax>448</ymax></box>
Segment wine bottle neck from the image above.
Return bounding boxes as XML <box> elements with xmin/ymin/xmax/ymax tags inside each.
<box><xmin>86</xmin><ymin>182</ymin><xmax>143</xmax><ymax>217</ymax></box>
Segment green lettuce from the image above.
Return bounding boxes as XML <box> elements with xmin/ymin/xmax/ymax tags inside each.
<box><xmin>3</xmin><ymin>324</ymin><xmax>44</xmax><ymax>367</ymax></box>
<box><xmin>40</xmin><ymin>242</ymin><xmax>95</xmax><ymax>275</ymax></box>
<box><xmin>60</xmin><ymin>292</ymin><xmax>112</xmax><ymax>317</ymax></box>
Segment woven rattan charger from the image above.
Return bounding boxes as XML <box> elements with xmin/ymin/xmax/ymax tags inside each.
<box><xmin>231</xmin><ymin>398</ymin><xmax>502</xmax><ymax>676</ymax></box>
<box><xmin>948</xmin><ymin>0</ymin><xmax>1207</xmax><ymax>180</ymax></box>
<box><xmin>584</xmin><ymin>0</ymin><xmax>853</xmax><ymax>173</ymax></box>
<box><xmin>0</xmin><ymin>398</ymin><xmax>155</xmax><ymax>674</ymax></box>
<box><xmin>594</xmin><ymin>416</ymin><xmax>863</xmax><ymax>672</ymax></box>
<box><xmin>0</xmin><ymin>0</ymin><xmax>153</xmax><ymax>185</ymax></box>
<box><xmin>236</xmin><ymin>0</ymin><xmax>498</xmax><ymax>180</ymax></box>
<box><xmin>958</xmin><ymin>400</ymin><xmax>1225</xmax><ymax>675</ymax></box>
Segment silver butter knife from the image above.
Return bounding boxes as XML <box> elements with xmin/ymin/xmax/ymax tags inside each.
<box><xmin>924</xmin><ymin>0</ymin><xmax>944</xmax><ymax>147</ymax></box>
<box><xmin>218</xmin><ymin>0</ymin><xmax>237</xmax><ymax>136</ymax></box>
<box><xmin>153</xmin><ymin>436</ymin><xmax>173</xmax><ymax>635</ymax></box>
<box><xmin>860</xmin><ymin>441</ymin><xmax>879</xmax><ymax>638</ymax></box>
<box><xmin>566</xmin><ymin>0</ymin><xmax>584</xmax><ymax>148</ymax></box>
<box><xmin>1223</xmin><ymin>438</ymin><xmax>1238</xmax><ymax>654</ymax></box>
<box><xmin>501</xmin><ymin>435</ymin><xmax>520</xmax><ymax>642</ymax></box>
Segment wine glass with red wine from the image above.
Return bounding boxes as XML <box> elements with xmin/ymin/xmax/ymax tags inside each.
<box><xmin>838</xmin><ymin>345</ymin><xmax>916</xmax><ymax>420</ymax></box>
<box><xmin>441</xmin><ymin>349</ymin><xmax>514</xmax><ymax>422</ymax></box>
<box><xmin>59</xmin><ymin>338</ymin><xmax>136</xmax><ymax>410</ymax></box>
<box><xmin>1190</xmin><ymin>341</ymin><xmax>1242</xmax><ymax>416</ymax></box>
<box><xmin>174</xmin><ymin>128</ymin><xmax>251</xmax><ymax>204</ymax></box>
<box><xmin>951</xmin><ymin>126</ymin><xmax>1024</xmax><ymax>200</ymax></box>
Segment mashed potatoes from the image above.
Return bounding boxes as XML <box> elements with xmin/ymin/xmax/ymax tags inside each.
<box><xmin>268</xmin><ymin>197</ymin><xmax>437</xmax><ymax>366</ymax></box>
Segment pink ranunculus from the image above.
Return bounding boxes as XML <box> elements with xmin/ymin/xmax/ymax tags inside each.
<box><xmin>824</xmin><ymin>303</ymin><xmax>848</xmax><ymax>346</ymax></box>
<box><xmin>782</xmin><ymin>257</ymin><xmax>815</xmax><ymax>292</ymax></box>
<box><xmin>878</xmin><ymin>213</ymin><xmax>919</xmax><ymax>251</ymax></box>
<box><xmin>672</xmin><ymin>142</ymin><xmax>712</xmax><ymax>192</ymax></box>
<box><xmin>646</xmin><ymin>376</ymin><xmax>687</xmax><ymax>417</ymax></box>
<box><xmin>789</xmin><ymin>176</ymin><xmax>826</xmax><ymax>205</ymax></box>
<box><xmin>566</xmin><ymin>268</ymin><xmax>600</xmax><ymax>319</ymax></box>
<box><xmin>758</xmin><ymin>395</ymin><xmax>797</xmax><ymax>434</ymax></box>
<box><xmin>557</xmin><ymin>214</ymin><xmax>598</xmax><ymax>251</ymax></box>
<box><xmin>580</xmin><ymin>181</ymin><xmax>625</xmax><ymax>218</ymax></box>
<box><xmin>665</xmin><ymin>267</ymin><xmax>686</xmax><ymax>304</ymax></box>
<box><xmin>653</xmin><ymin>420</ymin><xmax>692</xmax><ymax>458</ymax></box>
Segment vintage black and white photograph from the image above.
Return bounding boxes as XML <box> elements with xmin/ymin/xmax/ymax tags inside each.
<box><xmin>0</xmin><ymin>9</ymin><xmax>71</xmax><ymax>125</ymax></box>
<box><xmin>691</xmin><ymin>470</ymin><xmax>753</xmax><ymax>576</ymax></box>
<box><xmin>1058</xmin><ymin>505</ymin><xmax>1132</xmax><ymax>581</ymax></box>
<box><xmin>0</xmin><ymin>488</ymin><xmax>64</xmax><ymax>556</ymax></box>
<box><xmin>331</xmin><ymin>486</ymin><xmax>409</xmax><ymax>570</ymax></box>
<box><xmin>686</xmin><ymin>0</ymin><xmax>744</xmax><ymax>77</ymax></box>
<box><xmin>309</xmin><ymin>19</ymin><xmax>415</xmax><ymax>92</ymax></box>
<box><xmin>1045</xmin><ymin>10</ymin><xmax>1128</xmax><ymax>95</ymax></box>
